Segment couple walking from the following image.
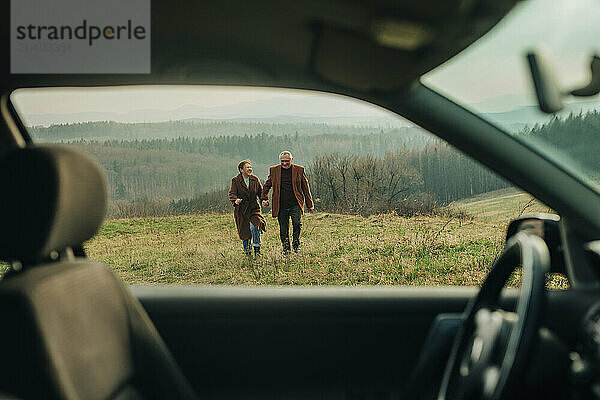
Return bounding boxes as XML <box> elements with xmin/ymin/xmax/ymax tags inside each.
<box><xmin>228</xmin><ymin>151</ymin><xmax>314</xmax><ymax>256</ymax></box>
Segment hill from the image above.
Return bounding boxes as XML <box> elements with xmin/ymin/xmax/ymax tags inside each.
<box><xmin>85</xmin><ymin>212</ymin><xmax>502</xmax><ymax>286</ymax></box>
<box><xmin>28</xmin><ymin>120</ymin><xmax>428</xmax><ymax>142</ymax></box>
<box><xmin>85</xmin><ymin>195</ymin><xmax>564</xmax><ymax>288</ymax></box>
<box><xmin>455</xmin><ymin>188</ymin><xmax>551</xmax><ymax>223</ymax></box>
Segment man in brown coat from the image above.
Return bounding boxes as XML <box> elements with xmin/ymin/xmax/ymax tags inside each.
<box><xmin>261</xmin><ymin>151</ymin><xmax>314</xmax><ymax>253</ymax></box>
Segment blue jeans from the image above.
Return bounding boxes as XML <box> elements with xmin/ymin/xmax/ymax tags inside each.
<box><xmin>242</xmin><ymin>222</ymin><xmax>261</xmax><ymax>252</ymax></box>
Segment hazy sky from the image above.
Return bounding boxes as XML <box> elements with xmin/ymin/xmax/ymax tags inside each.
<box><xmin>424</xmin><ymin>0</ymin><xmax>600</xmax><ymax>112</ymax></box>
<box><xmin>12</xmin><ymin>0</ymin><xmax>600</xmax><ymax>123</ymax></box>
<box><xmin>13</xmin><ymin>86</ymin><xmax>343</xmax><ymax>115</ymax></box>
<box><xmin>11</xmin><ymin>86</ymin><xmax>397</xmax><ymax>126</ymax></box>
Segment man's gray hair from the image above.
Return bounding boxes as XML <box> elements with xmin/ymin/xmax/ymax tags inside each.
<box><xmin>279</xmin><ymin>151</ymin><xmax>293</xmax><ymax>159</ymax></box>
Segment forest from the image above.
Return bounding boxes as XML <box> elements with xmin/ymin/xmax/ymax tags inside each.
<box><xmin>45</xmin><ymin>123</ymin><xmax>435</xmax><ymax>202</ymax></box>
<box><xmin>525</xmin><ymin>110</ymin><xmax>600</xmax><ymax>181</ymax></box>
<box><xmin>29</xmin><ymin>112</ymin><xmax>596</xmax><ymax>218</ymax></box>
<box><xmin>28</xmin><ymin>120</ymin><xmax>422</xmax><ymax>142</ymax></box>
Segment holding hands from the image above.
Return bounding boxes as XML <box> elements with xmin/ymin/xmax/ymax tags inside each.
<box><xmin>235</xmin><ymin>198</ymin><xmax>243</xmax><ymax>205</ymax></box>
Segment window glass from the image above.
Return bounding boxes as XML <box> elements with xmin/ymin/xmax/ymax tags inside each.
<box><xmin>424</xmin><ymin>0</ymin><xmax>600</xmax><ymax>191</ymax></box>
<box><xmin>11</xmin><ymin>86</ymin><xmax>566</xmax><ymax>288</ymax></box>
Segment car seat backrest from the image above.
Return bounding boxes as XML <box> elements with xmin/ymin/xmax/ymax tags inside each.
<box><xmin>0</xmin><ymin>145</ymin><xmax>106</xmax><ymax>264</ymax></box>
<box><xmin>0</xmin><ymin>145</ymin><xmax>197</xmax><ymax>400</ymax></box>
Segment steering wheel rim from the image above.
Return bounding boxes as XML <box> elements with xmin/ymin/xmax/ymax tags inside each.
<box><xmin>437</xmin><ymin>232</ymin><xmax>550</xmax><ymax>400</ymax></box>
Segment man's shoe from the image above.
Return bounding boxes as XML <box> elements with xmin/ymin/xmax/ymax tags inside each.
<box><xmin>292</xmin><ymin>239</ymin><xmax>300</xmax><ymax>253</ymax></box>
<box><xmin>282</xmin><ymin>239</ymin><xmax>291</xmax><ymax>255</ymax></box>
<box><xmin>254</xmin><ymin>247</ymin><xmax>261</xmax><ymax>256</ymax></box>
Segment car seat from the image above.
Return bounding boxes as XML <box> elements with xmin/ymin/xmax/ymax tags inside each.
<box><xmin>0</xmin><ymin>145</ymin><xmax>198</xmax><ymax>400</ymax></box>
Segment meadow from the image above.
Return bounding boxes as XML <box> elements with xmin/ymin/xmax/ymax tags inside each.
<box><xmin>85</xmin><ymin>188</ymin><xmax>567</xmax><ymax>288</ymax></box>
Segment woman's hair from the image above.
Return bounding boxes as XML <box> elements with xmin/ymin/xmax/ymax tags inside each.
<box><xmin>238</xmin><ymin>159</ymin><xmax>251</xmax><ymax>171</ymax></box>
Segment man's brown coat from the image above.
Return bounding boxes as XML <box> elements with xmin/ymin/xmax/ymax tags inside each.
<box><xmin>261</xmin><ymin>164</ymin><xmax>314</xmax><ymax>218</ymax></box>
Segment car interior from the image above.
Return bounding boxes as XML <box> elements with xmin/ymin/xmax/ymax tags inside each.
<box><xmin>2</xmin><ymin>0</ymin><xmax>600</xmax><ymax>399</ymax></box>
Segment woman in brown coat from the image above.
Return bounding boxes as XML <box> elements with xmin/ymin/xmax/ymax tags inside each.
<box><xmin>228</xmin><ymin>160</ymin><xmax>266</xmax><ymax>256</ymax></box>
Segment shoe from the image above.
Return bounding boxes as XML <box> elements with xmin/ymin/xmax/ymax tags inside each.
<box><xmin>282</xmin><ymin>239</ymin><xmax>291</xmax><ymax>255</ymax></box>
<box><xmin>254</xmin><ymin>247</ymin><xmax>261</xmax><ymax>256</ymax></box>
<box><xmin>293</xmin><ymin>245</ymin><xmax>300</xmax><ymax>253</ymax></box>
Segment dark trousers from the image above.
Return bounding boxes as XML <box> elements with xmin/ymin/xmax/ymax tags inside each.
<box><xmin>277</xmin><ymin>204</ymin><xmax>302</xmax><ymax>250</ymax></box>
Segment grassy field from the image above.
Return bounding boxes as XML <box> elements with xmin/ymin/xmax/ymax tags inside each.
<box><xmin>453</xmin><ymin>187</ymin><xmax>553</xmax><ymax>222</ymax></box>
<box><xmin>85</xmin><ymin>188</ymin><xmax>566</xmax><ymax>287</ymax></box>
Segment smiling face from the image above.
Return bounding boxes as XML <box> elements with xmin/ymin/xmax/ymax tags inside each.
<box><xmin>280</xmin><ymin>154</ymin><xmax>292</xmax><ymax>169</ymax></box>
<box><xmin>240</xmin><ymin>162</ymin><xmax>253</xmax><ymax>176</ymax></box>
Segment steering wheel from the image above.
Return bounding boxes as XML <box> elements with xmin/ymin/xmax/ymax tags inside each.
<box><xmin>437</xmin><ymin>232</ymin><xmax>550</xmax><ymax>400</ymax></box>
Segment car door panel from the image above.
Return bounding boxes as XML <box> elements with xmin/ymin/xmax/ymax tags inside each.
<box><xmin>132</xmin><ymin>286</ymin><xmax>475</xmax><ymax>399</ymax></box>
<box><xmin>132</xmin><ymin>286</ymin><xmax>595</xmax><ymax>399</ymax></box>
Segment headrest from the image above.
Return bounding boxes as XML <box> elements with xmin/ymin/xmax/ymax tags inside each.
<box><xmin>0</xmin><ymin>145</ymin><xmax>107</xmax><ymax>263</ymax></box>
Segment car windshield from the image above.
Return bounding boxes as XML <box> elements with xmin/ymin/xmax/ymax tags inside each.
<box><xmin>14</xmin><ymin>85</ymin><xmax>561</xmax><ymax>287</ymax></box>
<box><xmin>423</xmin><ymin>0</ymin><xmax>600</xmax><ymax>192</ymax></box>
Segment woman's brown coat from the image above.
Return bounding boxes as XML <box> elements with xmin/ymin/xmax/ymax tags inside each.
<box><xmin>228</xmin><ymin>173</ymin><xmax>266</xmax><ymax>240</ymax></box>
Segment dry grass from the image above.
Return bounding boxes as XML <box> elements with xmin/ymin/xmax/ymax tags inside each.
<box><xmin>84</xmin><ymin>212</ymin><xmax>518</xmax><ymax>287</ymax></box>
<box><xmin>454</xmin><ymin>187</ymin><xmax>553</xmax><ymax>223</ymax></box>
<box><xmin>84</xmin><ymin>188</ymin><xmax>568</xmax><ymax>288</ymax></box>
